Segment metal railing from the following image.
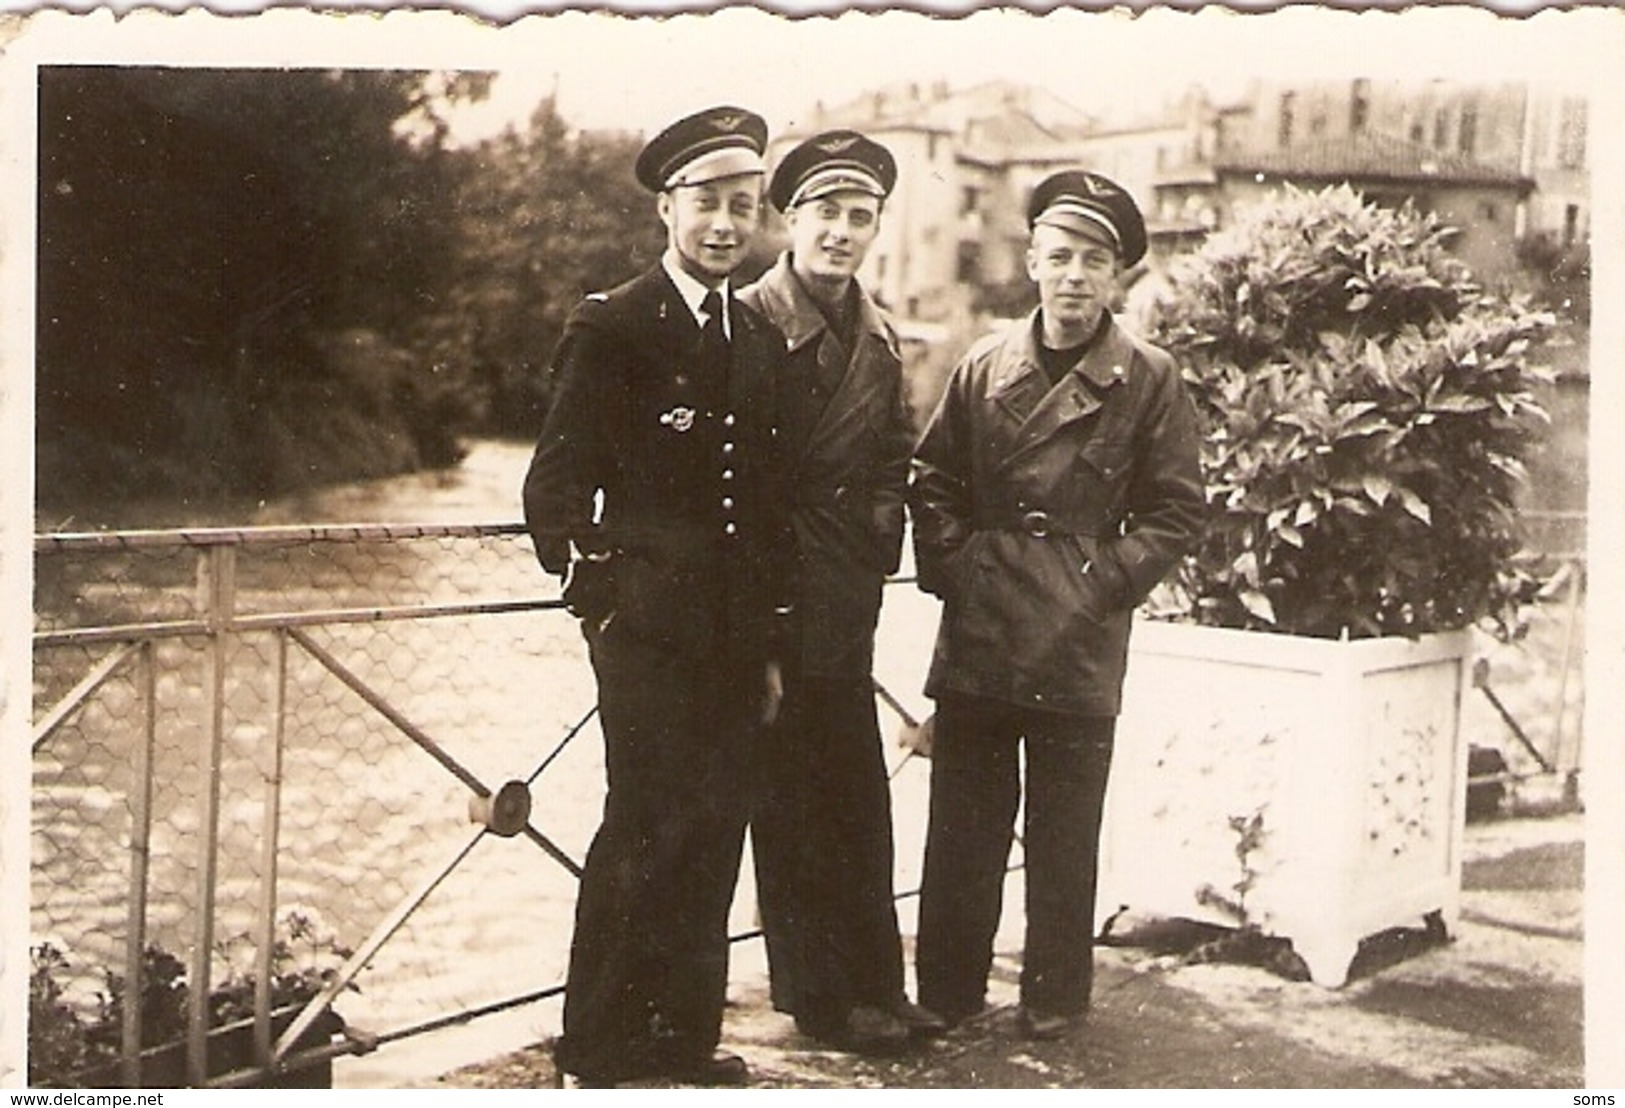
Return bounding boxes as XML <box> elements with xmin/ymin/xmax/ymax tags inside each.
<box><xmin>31</xmin><ymin>523</ymin><xmax>605</xmax><ymax>1088</ymax></box>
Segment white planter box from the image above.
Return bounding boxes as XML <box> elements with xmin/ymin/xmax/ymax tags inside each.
<box><xmin>1097</xmin><ymin>619</ymin><xmax>1472</xmax><ymax>987</ymax></box>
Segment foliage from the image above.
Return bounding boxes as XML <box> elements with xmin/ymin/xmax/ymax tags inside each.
<box><xmin>438</xmin><ymin>98</ymin><xmax>665</xmax><ymax>437</ymax></box>
<box><xmin>1514</xmin><ymin>230</ymin><xmax>1590</xmax><ymax>325</ymax></box>
<box><xmin>27</xmin><ymin>909</ymin><xmax>354</xmax><ymax>1087</ymax></box>
<box><xmin>207</xmin><ymin>906</ymin><xmax>358</xmax><ymax>1027</ymax></box>
<box><xmin>35</xmin><ymin>67</ymin><xmax>487</xmax><ymax>510</ymax></box>
<box><xmin>1143</xmin><ymin>185</ymin><xmax>1554</xmax><ymax>640</ymax></box>
<box><xmin>28</xmin><ymin>943</ymin><xmax>102</xmax><ymax>1086</ymax></box>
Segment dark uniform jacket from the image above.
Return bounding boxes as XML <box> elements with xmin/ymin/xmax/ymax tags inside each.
<box><xmin>523</xmin><ymin>264</ymin><xmax>792</xmax><ymax>665</ymax></box>
<box><xmin>909</xmin><ymin>310</ymin><xmax>1205</xmax><ymax>717</ymax></box>
<box><xmin>739</xmin><ymin>254</ymin><xmax>915</xmax><ymax>677</ymax></box>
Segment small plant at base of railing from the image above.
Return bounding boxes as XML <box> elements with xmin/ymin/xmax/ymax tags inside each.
<box><xmin>209</xmin><ymin>905</ymin><xmax>358</xmax><ymax>1028</ymax></box>
<box><xmin>27</xmin><ymin>909</ymin><xmax>357</xmax><ymax>1087</ymax></box>
<box><xmin>28</xmin><ymin>942</ymin><xmax>104</xmax><ymax>1086</ymax></box>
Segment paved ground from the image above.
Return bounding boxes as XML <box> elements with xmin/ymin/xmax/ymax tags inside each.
<box><xmin>358</xmin><ymin>794</ymin><xmax>1589</xmax><ymax>1091</ymax></box>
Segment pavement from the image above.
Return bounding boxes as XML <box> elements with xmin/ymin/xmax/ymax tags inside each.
<box><xmin>339</xmin><ymin>785</ymin><xmax>1595</xmax><ymax>1091</ymax></box>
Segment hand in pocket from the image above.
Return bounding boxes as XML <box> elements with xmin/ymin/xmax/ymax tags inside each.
<box><xmin>563</xmin><ymin>556</ymin><xmax>617</xmax><ymax>624</ymax></box>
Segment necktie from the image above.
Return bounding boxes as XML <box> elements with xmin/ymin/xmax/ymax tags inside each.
<box><xmin>698</xmin><ymin>288</ymin><xmax>729</xmax><ymax>382</ymax></box>
<box><xmin>700</xmin><ymin>288</ymin><xmax>727</xmax><ymax>348</ymax></box>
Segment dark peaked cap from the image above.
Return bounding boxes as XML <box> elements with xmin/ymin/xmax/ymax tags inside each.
<box><xmin>768</xmin><ymin>129</ymin><xmax>898</xmax><ymax>212</ymax></box>
<box><xmin>1026</xmin><ymin>169</ymin><xmax>1147</xmax><ymax>268</ymax></box>
<box><xmin>634</xmin><ymin>105</ymin><xmax>769</xmax><ymax>192</ymax></box>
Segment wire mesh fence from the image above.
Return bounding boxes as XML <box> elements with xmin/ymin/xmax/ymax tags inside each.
<box><xmin>30</xmin><ymin>525</ymin><xmax>606</xmax><ymax>1087</ymax></box>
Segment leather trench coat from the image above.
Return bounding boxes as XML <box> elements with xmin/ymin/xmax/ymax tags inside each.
<box><xmin>909</xmin><ymin>310</ymin><xmax>1205</xmax><ymax>717</ymax></box>
<box><xmin>739</xmin><ymin>254</ymin><xmax>915</xmax><ymax>677</ymax></box>
<box><xmin>522</xmin><ymin>265</ymin><xmax>794</xmax><ymax>666</ymax></box>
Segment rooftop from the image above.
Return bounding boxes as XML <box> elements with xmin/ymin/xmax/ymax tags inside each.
<box><xmin>1215</xmin><ymin>131</ymin><xmax>1534</xmax><ymax>191</ymax></box>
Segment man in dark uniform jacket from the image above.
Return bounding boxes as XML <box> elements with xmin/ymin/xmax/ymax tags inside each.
<box><xmin>522</xmin><ymin>105</ymin><xmax>792</xmax><ymax>1087</ymax></box>
<box><xmin>738</xmin><ymin>131</ymin><xmax>945</xmax><ymax>1054</ymax></box>
<box><xmin>909</xmin><ymin>170</ymin><xmax>1205</xmax><ymax>1041</ymax></box>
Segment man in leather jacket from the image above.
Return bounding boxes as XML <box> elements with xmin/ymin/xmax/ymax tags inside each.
<box><xmin>739</xmin><ymin>130</ymin><xmax>944</xmax><ymax>1054</ymax></box>
<box><xmin>908</xmin><ymin>169</ymin><xmax>1205</xmax><ymax>1041</ymax></box>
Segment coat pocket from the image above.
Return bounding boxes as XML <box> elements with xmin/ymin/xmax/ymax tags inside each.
<box><xmin>1060</xmin><ymin>533</ymin><xmax>1124</xmax><ymax>618</ymax></box>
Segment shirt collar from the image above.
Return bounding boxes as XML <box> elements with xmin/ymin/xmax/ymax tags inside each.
<box><xmin>662</xmin><ymin>249</ymin><xmax>731</xmax><ymax>337</ymax></box>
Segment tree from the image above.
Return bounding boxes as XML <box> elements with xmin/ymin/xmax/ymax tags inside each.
<box><xmin>36</xmin><ymin>67</ymin><xmax>488</xmax><ymax>513</ymax></box>
<box><xmin>440</xmin><ymin>98</ymin><xmax>664</xmax><ymax>437</ymax></box>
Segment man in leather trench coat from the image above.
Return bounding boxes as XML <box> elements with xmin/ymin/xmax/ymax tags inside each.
<box><xmin>738</xmin><ymin>130</ymin><xmax>944</xmax><ymax>1054</ymax></box>
<box><xmin>522</xmin><ymin>105</ymin><xmax>793</xmax><ymax>1087</ymax></box>
<box><xmin>909</xmin><ymin>169</ymin><xmax>1205</xmax><ymax>1040</ymax></box>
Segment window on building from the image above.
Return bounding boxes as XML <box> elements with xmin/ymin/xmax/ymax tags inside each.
<box><xmin>1479</xmin><ymin>201</ymin><xmax>1498</xmax><ymax>222</ymax></box>
<box><xmin>1278</xmin><ymin>91</ymin><xmax>1296</xmax><ymax>147</ymax></box>
<box><xmin>1459</xmin><ymin>100</ymin><xmax>1478</xmax><ymax>157</ymax></box>
<box><xmin>1351</xmin><ymin>79</ymin><xmax>1371</xmax><ymax>133</ymax></box>
<box><xmin>956</xmin><ymin>240</ymin><xmax>982</xmax><ymax>284</ymax></box>
<box><xmin>1433</xmin><ymin>110</ymin><xmax>1448</xmax><ymax>150</ymax></box>
<box><xmin>960</xmin><ymin>185</ymin><xmax>981</xmax><ymax>217</ymax></box>
<box><xmin>1564</xmin><ymin>203</ymin><xmax>1580</xmax><ymax>246</ymax></box>
<box><xmin>1409</xmin><ymin>119</ymin><xmax>1425</xmax><ymax>144</ymax></box>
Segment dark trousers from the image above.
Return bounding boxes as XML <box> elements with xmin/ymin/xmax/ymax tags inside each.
<box><xmin>916</xmin><ymin>694</ymin><xmax>1116</xmax><ymax>1021</ymax></box>
<box><xmin>752</xmin><ymin>671</ymin><xmax>906</xmax><ymax>1027</ymax></box>
<box><xmin>553</xmin><ymin>626</ymin><xmax>756</xmax><ymax>1082</ymax></box>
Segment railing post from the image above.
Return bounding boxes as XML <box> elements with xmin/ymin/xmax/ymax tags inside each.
<box><xmin>254</xmin><ymin>628</ymin><xmax>290</xmax><ymax>1068</ymax></box>
<box><xmin>121</xmin><ymin>639</ymin><xmax>158</xmax><ymax>1087</ymax></box>
<box><xmin>188</xmin><ymin>542</ymin><xmax>236</xmax><ymax>1086</ymax></box>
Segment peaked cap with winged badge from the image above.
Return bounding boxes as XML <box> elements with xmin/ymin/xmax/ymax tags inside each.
<box><xmin>768</xmin><ymin>129</ymin><xmax>897</xmax><ymax>213</ymax></box>
<box><xmin>634</xmin><ymin>105</ymin><xmax>769</xmax><ymax>192</ymax></box>
<box><xmin>1027</xmin><ymin>169</ymin><xmax>1147</xmax><ymax>267</ymax></box>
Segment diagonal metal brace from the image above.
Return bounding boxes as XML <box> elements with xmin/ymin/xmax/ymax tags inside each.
<box><xmin>288</xmin><ymin>627</ymin><xmax>584</xmax><ymax>874</ymax></box>
<box><xmin>1471</xmin><ymin>657</ymin><xmax>1554</xmax><ymax>775</ymax></box>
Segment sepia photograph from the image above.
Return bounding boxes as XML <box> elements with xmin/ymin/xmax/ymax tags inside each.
<box><xmin>2</xmin><ymin>2</ymin><xmax>1621</xmax><ymax>1092</ymax></box>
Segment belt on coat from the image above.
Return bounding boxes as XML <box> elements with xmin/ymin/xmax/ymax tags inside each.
<box><xmin>973</xmin><ymin>507</ymin><xmax>1122</xmax><ymax>539</ymax></box>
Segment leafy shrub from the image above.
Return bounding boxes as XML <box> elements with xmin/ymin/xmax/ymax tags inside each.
<box><xmin>28</xmin><ymin>943</ymin><xmax>102</xmax><ymax>1086</ymax></box>
<box><xmin>1142</xmin><ymin>184</ymin><xmax>1554</xmax><ymax>640</ymax></box>
<box><xmin>27</xmin><ymin>909</ymin><xmax>353</xmax><ymax>1088</ymax></box>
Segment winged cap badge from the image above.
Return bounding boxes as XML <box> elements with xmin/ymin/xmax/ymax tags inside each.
<box><xmin>710</xmin><ymin>112</ymin><xmax>747</xmax><ymax>133</ymax></box>
<box><xmin>816</xmin><ymin>135</ymin><xmax>860</xmax><ymax>153</ymax></box>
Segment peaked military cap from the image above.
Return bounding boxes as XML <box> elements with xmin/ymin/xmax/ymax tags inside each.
<box><xmin>1027</xmin><ymin>169</ymin><xmax>1147</xmax><ymax>267</ymax></box>
<box><xmin>634</xmin><ymin>105</ymin><xmax>769</xmax><ymax>192</ymax></box>
<box><xmin>768</xmin><ymin>129</ymin><xmax>898</xmax><ymax>212</ymax></box>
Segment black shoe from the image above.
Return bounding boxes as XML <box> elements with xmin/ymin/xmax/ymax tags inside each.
<box><xmin>667</xmin><ymin>1049</ymin><xmax>750</xmax><ymax>1086</ymax></box>
<box><xmin>1016</xmin><ymin>1005</ymin><xmax>1079</xmax><ymax>1041</ymax></box>
<box><xmin>799</xmin><ymin>1005</ymin><xmax>911</xmax><ymax>1055</ymax></box>
<box><xmin>890</xmin><ymin>998</ymin><xmax>949</xmax><ymax>1038</ymax></box>
<box><xmin>921</xmin><ymin>999</ymin><xmax>989</xmax><ymax>1031</ymax></box>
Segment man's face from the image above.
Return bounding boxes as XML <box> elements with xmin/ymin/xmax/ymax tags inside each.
<box><xmin>658</xmin><ymin>174</ymin><xmax>763</xmax><ymax>282</ymax></box>
<box><xmin>785</xmin><ymin>190</ymin><xmax>882</xmax><ymax>285</ymax></box>
<box><xmin>1026</xmin><ymin>223</ymin><xmax>1121</xmax><ymax>337</ymax></box>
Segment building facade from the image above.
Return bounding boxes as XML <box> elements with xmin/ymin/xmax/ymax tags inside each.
<box><xmin>774</xmin><ymin>76</ymin><xmax>1588</xmax><ymax>320</ymax></box>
